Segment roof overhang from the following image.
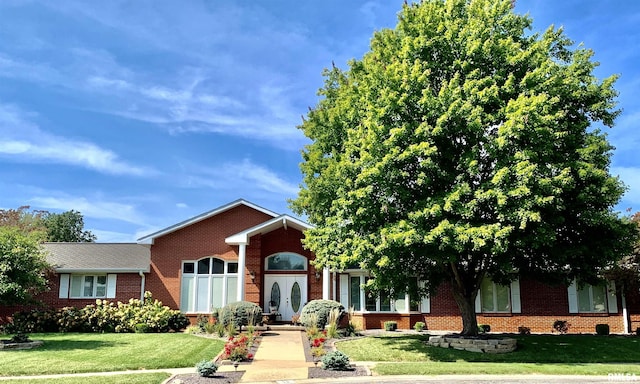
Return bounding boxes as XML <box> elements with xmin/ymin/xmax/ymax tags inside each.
<box><xmin>55</xmin><ymin>267</ymin><xmax>150</xmax><ymax>273</ymax></box>
<box><xmin>225</xmin><ymin>215</ymin><xmax>313</xmax><ymax>245</ymax></box>
<box><xmin>137</xmin><ymin>199</ymin><xmax>279</xmax><ymax>245</ymax></box>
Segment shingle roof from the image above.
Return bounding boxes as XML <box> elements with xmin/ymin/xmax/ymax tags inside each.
<box><xmin>43</xmin><ymin>243</ymin><xmax>150</xmax><ymax>273</ymax></box>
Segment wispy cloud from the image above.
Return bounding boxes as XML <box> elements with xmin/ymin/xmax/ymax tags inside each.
<box><xmin>183</xmin><ymin>158</ymin><xmax>299</xmax><ymax>197</ymax></box>
<box><xmin>29</xmin><ymin>195</ymin><xmax>146</xmax><ymax>225</ymax></box>
<box><xmin>0</xmin><ymin>103</ymin><xmax>155</xmax><ymax>176</ymax></box>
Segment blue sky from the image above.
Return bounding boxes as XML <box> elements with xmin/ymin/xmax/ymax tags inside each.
<box><xmin>0</xmin><ymin>0</ymin><xmax>638</xmax><ymax>242</ymax></box>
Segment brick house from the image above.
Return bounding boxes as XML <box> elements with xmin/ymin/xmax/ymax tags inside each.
<box><xmin>2</xmin><ymin>199</ymin><xmax>639</xmax><ymax>334</ymax></box>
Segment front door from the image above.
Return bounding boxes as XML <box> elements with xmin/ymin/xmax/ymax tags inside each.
<box><xmin>264</xmin><ymin>275</ymin><xmax>307</xmax><ymax>321</ymax></box>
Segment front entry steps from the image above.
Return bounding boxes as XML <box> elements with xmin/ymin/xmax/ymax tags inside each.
<box><xmin>264</xmin><ymin>324</ymin><xmax>305</xmax><ymax>332</ymax></box>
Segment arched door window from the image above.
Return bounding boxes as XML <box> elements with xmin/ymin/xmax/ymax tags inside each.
<box><xmin>265</xmin><ymin>253</ymin><xmax>307</xmax><ymax>271</ymax></box>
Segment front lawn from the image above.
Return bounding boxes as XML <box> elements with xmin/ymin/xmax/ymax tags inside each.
<box><xmin>336</xmin><ymin>333</ymin><xmax>640</xmax><ymax>376</ymax></box>
<box><xmin>0</xmin><ymin>333</ymin><xmax>224</xmax><ymax>376</ymax></box>
<box><xmin>0</xmin><ymin>373</ymin><xmax>170</xmax><ymax>384</ymax></box>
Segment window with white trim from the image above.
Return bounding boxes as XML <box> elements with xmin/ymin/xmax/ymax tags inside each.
<box><xmin>70</xmin><ymin>275</ymin><xmax>107</xmax><ymax>298</ymax></box>
<box><xmin>180</xmin><ymin>257</ymin><xmax>238</xmax><ymax>313</ymax></box>
<box><xmin>577</xmin><ymin>284</ymin><xmax>607</xmax><ymax>313</ymax></box>
<box><xmin>344</xmin><ymin>274</ymin><xmax>424</xmax><ymax>313</ymax></box>
<box><xmin>479</xmin><ymin>278</ymin><xmax>511</xmax><ymax>313</ymax></box>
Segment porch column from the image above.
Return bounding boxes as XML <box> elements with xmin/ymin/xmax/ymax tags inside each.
<box><xmin>322</xmin><ymin>267</ymin><xmax>330</xmax><ymax>300</ymax></box>
<box><xmin>237</xmin><ymin>243</ymin><xmax>246</xmax><ymax>302</ymax></box>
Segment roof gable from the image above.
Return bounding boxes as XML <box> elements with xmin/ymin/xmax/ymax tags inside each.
<box><xmin>225</xmin><ymin>214</ymin><xmax>313</xmax><ymax>245</ymax></box>
<box><xmin>137</xmin><ymin>199</ymin><xmax>279</xmax><ymax>244</ymax></box>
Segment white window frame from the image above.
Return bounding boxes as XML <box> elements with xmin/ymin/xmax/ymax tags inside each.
<box><xmin>568</xmin><ymin>279</ymin><xmax>617</xmax><ymax>314</ymax></box>
<box><xmin>577</xmin><ymin>284</ymin><xmax>608</xmax><ymax>313</ymax></box>
<box><xmin>68</xmin><ymin>274</ymin><xmax>112</xmax><ymax>299</ymax></box>
<box><xmin>479</xmin><ymin>278</ymin><xmax>511</xmax><ymax>313</ymax></box>
<box><xmin>180</xmin><ymin>257</ymin><xmax>239</xmax><ymax>313</ymax></box>
<box><xmin>341</xmin><ymin>272</ymin><xmax>424</xmax><ymax>314</ymax></box>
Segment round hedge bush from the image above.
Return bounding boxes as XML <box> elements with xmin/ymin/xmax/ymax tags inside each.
<box><xmin>220</xmin><ymin>301</ymin><xmax>262</xmax><ymax>330</ymax></box>
<box><xmin>300</xmin><ymin>299</ymin><xmax>345</xmax><ymax>329</ymax></box>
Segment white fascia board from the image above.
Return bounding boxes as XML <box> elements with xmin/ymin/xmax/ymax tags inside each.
<box><xmin>55</xmin><ymin>268</ymin><xmax>150</xmax><ymax>273</ymax></box>
<box><xmin>137</xmin><ymin>199</ymin><xmax>279</xmax><ymax>244</ymax></box>
<box><xmin>225</xmin><ymin>215</ymin><xmax>313</xmax><ymax>245</ymax></box>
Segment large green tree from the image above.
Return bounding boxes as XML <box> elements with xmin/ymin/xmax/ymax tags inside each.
<box><xmin>292</xmin><ymin>0</ymin><xmax>637</xmax><ymax>335</ymax></box>
<box><xmin>0</xmin><ymin>226</ymin><xmax>51</xmax><ymax>306</ymax></box>
<box><xmin>43</xmin><ymin>210</ymin><xmax>97</xmax><ymax>243</ymax></box>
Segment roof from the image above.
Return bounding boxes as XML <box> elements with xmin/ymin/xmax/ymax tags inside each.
<box><xmin>225</xmin><ymin>214</ymin><xmax>313</xmax><ymax>245</ymax></box>
<box><xmin>43</xmin><ymin>243</ymin><xmax>150</xmax><ymax>273</ymax></box>
<box><xmin>137</xmin><ymin>199</ymin><xmax>279</xmax><ymax>244</ymax></box>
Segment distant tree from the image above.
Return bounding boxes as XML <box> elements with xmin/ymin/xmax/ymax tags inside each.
<box><xmin>43</xmin><ymin>210</ymin><xmax>96</xmax><ymax>243</ymax></box>
<box><xmin>0</xmin><ymin>206</ymin><xmax>48</xmax><ymax>236</ymax></box>
<box><xmin>0</xmin><ymin>226</ymin><xmax>51</xmax><ymax>305</ymax></box>
<box><xmin>292</xmin><ymin>0</ymin><xmax>636</xmax><ymax>335</ymax></box>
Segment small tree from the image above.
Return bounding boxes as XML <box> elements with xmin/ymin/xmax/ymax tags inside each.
<box><xmin>0</xmin><ymin>227</ymin><xmax>51</xmax><ymax>305</ymax></box>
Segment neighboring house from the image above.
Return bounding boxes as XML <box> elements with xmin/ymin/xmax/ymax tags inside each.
<box><xmin>2</xmin><ymin>199</ymin><xmax>639</xmax><ymax>333</ymax></box>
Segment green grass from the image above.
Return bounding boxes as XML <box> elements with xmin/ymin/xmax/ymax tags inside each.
<box><xmin>0</xmin><ymin>373</ymin><xmax>170</xmax><ymax>384</ymax></box>
<box><xmin>0</xmin><ymin>333</ymin><xmax>224</xmax><ymax>376</ymax></box>
<box><xmin>336</xmin><ymin>334</ymin><xmax>640</xmax><ymax>376</ymax></box>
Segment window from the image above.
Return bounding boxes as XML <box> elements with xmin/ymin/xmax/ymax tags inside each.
<box><xmin>180</xmin><ymin>257</ymin><xmax>238</xmax><ymax>313</ymax></box>
<box><xmin>265</xmin><ymin>253</ymin><xmax>307</xmax><ymax>271</ymax></box>
<box><xmin>577</xmin><ymin>284</ymin><xmax>607</xmax><ymax>313</ymax></box>
<box><xmin>70</xmin><ymin>275</ymin><xmax>107</xmax><ymax>298</ymax></box>
<box><xmin>480</xmin><ymin>278</ymin><xmax>510</xmax><ymax>313</ymax></box>
<box><xmin>343</xmin><ymin>274</ymin><xmax>424</xmax><ymax>313</ymax></box>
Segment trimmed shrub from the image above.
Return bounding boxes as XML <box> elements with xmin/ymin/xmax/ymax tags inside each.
<box><xmin>9</xmin><ymin>333</ymin><xmax>30</xmax><ymax>343</ymax></box>
<box><xmin>196</xmin><ymin>360</ymin><xmax>219</xmax><ymax>377</ymax></box>
<box><xmin>595</xmin><ymin>324</ymin><xmax>610</xmax><ymax>335</ymax></box>
<box><xmin>300</xmin><ymin>300</ymin><xmax>345</xmax><ymax>329</ymax></box>
<box><xmin>220</xmin><ymin>301</ymin><xmax>262</xmax><ymax>330</ymax></box>
<box><xmin>321</xmin><ymin>350</ymin><xmax>351</xmax><ymax>371</ymax></box>
<box><xmin>414</xmin><ymin>322</ymin><xmax>425</xmax><ymax>332</ymax></box>
<box><xmin>636</xmin><ymin>327</ymin><xmax>640</xmax><ymax>336</ymax></box>
<box><xmin>478</xmin><ymin>324</ymin><xmax>491</xmax><ymax>333</ymax></box>
<box><xmin>384</xmin><ymin>321</ymin><xmax>397</xmax><ymax>331</ymax></box>
<box><xmin>518</xmin><ymin>326</ymin><xmax>531</xmax><ymax>335</ymax></box>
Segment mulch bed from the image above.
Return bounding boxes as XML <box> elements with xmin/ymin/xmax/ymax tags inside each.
<box><xmin>302</xmin><ymin>331</ymin><xmax>369</xmax><ymax>378</ymax></box>
<box><xmin>165</xmin><ymin>371</ymin><xmax>244</xmax><ymax>384</ymax></box>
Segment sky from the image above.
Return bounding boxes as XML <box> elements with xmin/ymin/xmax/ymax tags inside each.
<box><xmin>0</xmin><ymin>0</ymin><xmax>638</xmax><ymax>243</ymax></box>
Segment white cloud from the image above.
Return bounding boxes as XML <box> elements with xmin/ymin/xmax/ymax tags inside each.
<box><xmin>176</xmin><ymin>203</ymin><xmax>188</xmax><ymax>209</ymax></box>
<box><xmin>184</xmin><ymin>158</ymin><xmax>299</xmax><ymax>197</ymax></box>
<box><xmin>90</xmin><ymin>229</ymin><xmax>137</xmax><ymax>243</ymax></box>
<box><xmin>29</xmin><ymin>195</ymin><xmax>146</xmax><ymax>225</ymax></box>
<box><xmin>0</xmin><ymin>103</ymin><xmax>155</xmax><ymax>176</ymax></box>
<box><xmin>613</xmin><ymin>166</ymin><xmax>640</xmax><ymax>208</ymax></box>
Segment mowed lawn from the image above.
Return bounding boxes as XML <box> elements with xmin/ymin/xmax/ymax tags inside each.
<box><xmin>0</xmin><ymin>333</ymin><xmax>224</xmax><ymax>376</ymax></box>
<box><xmin>337</xmin><ymin>333</ymin><xmax>640</xmax><ymax>376</ymax></box>
<box><xmin>0</xmin><ymin>373</ymin><xmax>170</xmax><ymax>384</ymax></box>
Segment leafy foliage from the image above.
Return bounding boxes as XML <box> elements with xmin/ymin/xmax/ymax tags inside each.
<box><xmin>5</xmin><ymin>292</ymin><xmax>189</xmax><ymax>333</ymax></box>
<box><xmin>42</xmin><ymin>210</ymin><xmax>96</xmax><ymax>242</ymax></box>
<box><xmin>300</xmin><ymin>299</ymin><xmax>345</xmax><ymax>329</ymax></box>
<box><xmin>292</xmin><ymin>0</ymin><xmax>636</xmax><ymax>335</ymax></box>
<box><xmin>0</xmin><ymin>226</ymin><xmax>51</xmax><ymax>305</ymax></box>
<box><xmin>220</xmin><ymin>301</ymin><xmax>262</xmax><ymax>330</ymax></box>
<box><xmin>553</xmin><ymin>320</ymin><xmax>570</xmax><ymax>334</ymax></box>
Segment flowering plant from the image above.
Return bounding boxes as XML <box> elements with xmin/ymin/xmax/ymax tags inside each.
<box><xmin>223</xmin><ymin>334</ymin><xmax>254</xmax><ymax>362</ymax></box>
<box><xmin>311</xmin><ymin>336</ymin><xmax>326</xmax><ymax>348</ymax></box>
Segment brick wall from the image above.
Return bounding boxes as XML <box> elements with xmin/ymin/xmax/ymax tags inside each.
<box><xmin>339</xmin><ymin>276</ymin><xmax>631</xmax><ymax>333</ymax></box>
<box><xmin>147</xmin><ymin>204</ymin><xmax>274</xmax><ymax>309</ymax></box>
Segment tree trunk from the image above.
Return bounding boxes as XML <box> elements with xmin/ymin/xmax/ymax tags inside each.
<box><xmin>451</xmin><ymin>286</ymin><xmax>479</xmax><ymax>336</ymax></box>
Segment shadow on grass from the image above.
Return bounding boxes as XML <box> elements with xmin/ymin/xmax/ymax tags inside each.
<box><xmin>371</xmin><ymin>333</ymin><xmax>640</xmax><ymax>364</ymax></box>
<box><xmin>34</xmin><ymin>339</ymin><xmax>117</xmax><ymax>352</ymax></box>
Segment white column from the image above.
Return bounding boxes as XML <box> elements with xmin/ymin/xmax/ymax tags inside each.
<box><xmin>322</xmin><ymin>267</ymin><xmax>330</xmax><ymax>300</ymax></box>
<box><xmin>332</xmin><ymin>272</ymin><xmax>336</xmax><ymax>301</ymax></box>
<box><xmin>359</xmin><ymin>275</ymin><xmax>366</xmax><ymax>311</ymax></box>
<box><xmin>237</xmin><ymin>243</ymin><xmax>246</xmax><ymax>302</ymax></box>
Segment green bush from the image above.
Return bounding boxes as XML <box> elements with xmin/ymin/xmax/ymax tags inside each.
<box><xmin>478</xmin><ymin>324</ymin><xmax>491</xmax><ymax>333</ymax></box>
<box><xmin>384</xmin><ymin>321</ymin><xmax>397</xmax><ymax>331</ymax></box>
<box><xmin>595</xmin><ymin>324</ymin><xmax>610</xmax><ymax>335</ymax></box>
<box><xmin>9</xmin><ymin>333</ymin><xmax>30</xmax><ymax>343</ymax></box>
<box><xmin>8</xmin><ymin>292</ymin><xmax>187</xmax><ymax>333</ymax></box>
<box><xmin>518</xmin><ymin>326</ymin><xmax>531</xmax><ymax>335</ymax></box>
<box><xmin>220</xmin><ymin>301</ymin><xmax>262</xmax><ymax>330</ymax></box>
<box><xmin>196</xmin><ymin>360</ymin><xmax>219</xmax><ymax>377</ymax></box>
<box><xmin>413</xmin><ymin>321</ymin><xmax>425</xmax><ymax>332</ymax></box>
<box><xmin>321</xmin><ymin>350</ymin><xmax>351</xmax><ymax>371</ymax></box>
<box><xmin>300</xmin><ymin>300</ymin><xmax>345</xmax><ymax>329</ymax></box>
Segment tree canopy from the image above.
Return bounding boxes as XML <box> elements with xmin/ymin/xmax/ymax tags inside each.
<box><xmin>0</xmin><ymin>207</ymin><xmax>96</xmax><ymax>242</ymax></box>
<box><xmin>0</xmin><ymin>226</ymin><xmax>51</xmax><ymax>306</ymax></box>
<box><xmin>292</xmin><ymin>0</ymin><xmax>637</xmax><ymax>335</ymax></box>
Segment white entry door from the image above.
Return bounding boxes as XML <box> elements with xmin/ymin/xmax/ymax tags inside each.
<box><xmin>264</xmin><ymin>275</ymin><xmax>307</xmax><ymax>321</ymax></box>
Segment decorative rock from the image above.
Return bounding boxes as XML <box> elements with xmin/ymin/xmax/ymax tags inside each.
<box><xmin>0</xmin><ymin>340</ymin><xmax>43</xmax><ymax>350</ymax></box>
<box><xmin>426</xmin><ymin>336</ymin><xmax>516</xmax><ymax>354</ymax></box>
